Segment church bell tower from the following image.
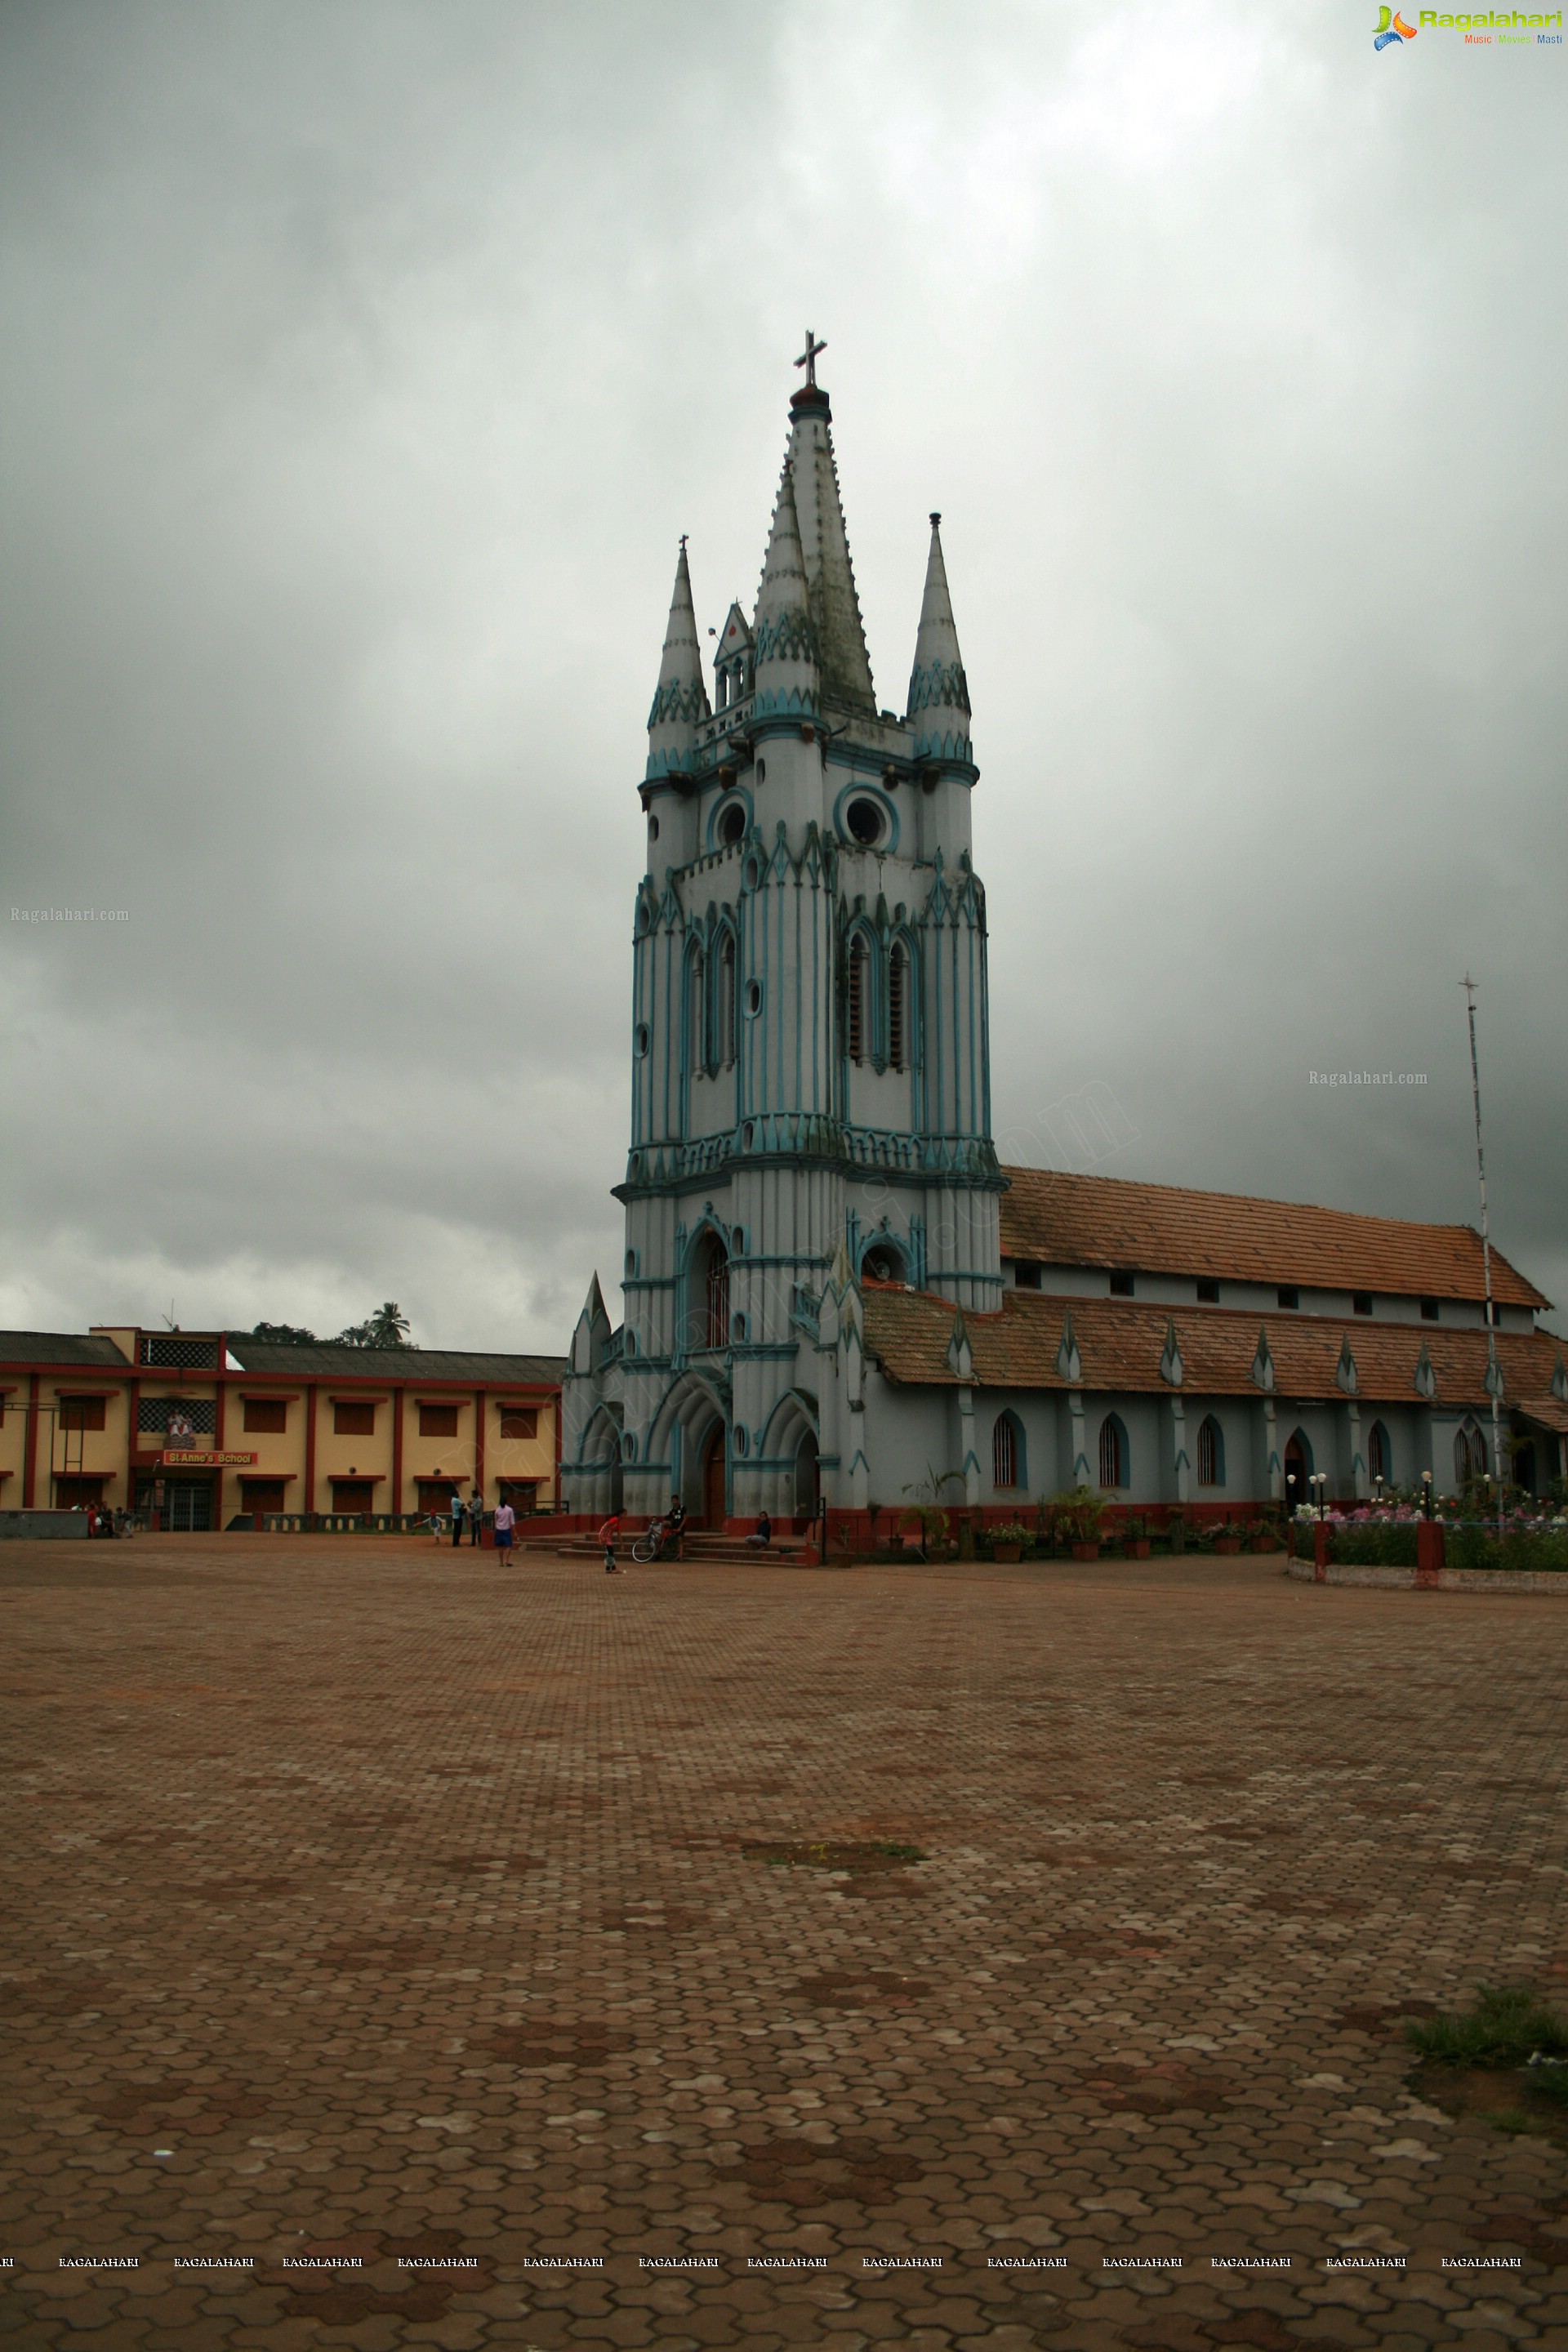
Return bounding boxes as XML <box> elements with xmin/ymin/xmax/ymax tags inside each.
<box><xmin>562</xmin><ymin>341</ymin><xmax>1002</xmax><ymax>1526</ymax></box>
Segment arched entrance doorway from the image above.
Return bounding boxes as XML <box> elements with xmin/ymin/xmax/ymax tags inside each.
<box><xmin>1284</xmin><ymin>1428</ymin><xmax>1312</xmax><ymax>1515</ymax></box>
<box><xmin>702</xmin><ymin>1424</ymin><xmax>727</xmax><ymax>1526</ymax></box>
<box><xmin>794</xmin><ymin>1429</ymin><xmax>820</xmax><ymax>1516</ymax></box>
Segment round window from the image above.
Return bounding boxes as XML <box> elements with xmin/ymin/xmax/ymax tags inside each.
<box><xmin>719</xmin><ymin>800</ymin><xmax>746</xmax><ymax>847</ymax></box>
<box><xmin>745</xmin><ymin>979</ymin><xmax>763</xmax><ymax>1017</ymax></box>
<box><xmin>846</xmin><ymin>796</ymin><xmax>884</xmax><ymax>847</ymax></box>
<box><xmin>634</xmin><ymin>1022</ymin><xmax>650</xmax><ymax>1058</ymax></box>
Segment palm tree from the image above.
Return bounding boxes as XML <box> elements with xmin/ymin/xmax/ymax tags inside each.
<box><xmin>334</xmin><ymin>1303</ymin><xmax>413</xmax><ymax>1349</ymax></box>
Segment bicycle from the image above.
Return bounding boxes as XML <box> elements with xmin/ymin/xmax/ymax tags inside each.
<box><xmin>630</xmin><ymin>1523</ymin><xmax>666</xmax><ymax>1564</ymax></box>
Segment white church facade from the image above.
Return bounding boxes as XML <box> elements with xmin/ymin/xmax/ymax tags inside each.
<box><xmin>561</xmin><ymin>354</ymin><xmax>1567</xmax><ymax>1532</ymax></box>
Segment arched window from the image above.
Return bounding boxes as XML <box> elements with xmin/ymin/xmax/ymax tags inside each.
<box><xmin>1196</xmin><ymin>1414</ymin><xmax>1224</xmax><ymax>1487</ymax></box>
<box><xmin>719</xmin><ymin>934</ymin><xmax>737</xmax><ymax>1067</ymax></box>
<box><xmin>889</xmin><ymin>943</ymin><xmax>908</xmax><ymax>1071</ymax></box>
<box><xmin>688</xmin><ymin>1231</ymin><xmax>730</xmax><ymax>1353</ymax></box>
<box><xmin>687</xmin><ymin>948</ymin><xmax>706</xmax><ymax>1075</ymax></box>
<box><xmin>862</xmin><ymin>1238</ymin><xmax>907</xmax><ymax>1284</ymax></box>
<box><xmin>1367</xmin><ymin>1420</ymin><xmax>1390</xmax><ymax>1483</ymax></box>
<box><xmin>992</xmin><ymin>1411</ymin><xmax>1026</xmax><ymax>1491</ymax></box>
<box><xmin>1454</xmin><ymin>1423</ymin><xmax>1487</xmax><ymax>1485</ymax></box>
<box><xmin>848</xmin><ymin>937</ymin><xmax>867</xmax><ymax>1065</ymax></box>
<box><xmin>1098</xmin><ymin>1414</ymin><xmax>1127</xmax><ymax>1490</ymax></box>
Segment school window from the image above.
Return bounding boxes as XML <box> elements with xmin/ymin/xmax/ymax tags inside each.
<box><xmin>1352</xmin><ymin>1292</ymin><xmax>1373</xmax><ymax>1316</ymax></box>
<box><xmin>333</xmin><ymin>1400</ymin><xmax>376</xmax><ymax>1437</ymax></box>
<box><xmin>1277</xmin><ymin>1285</ymin><xmax>1299</xmax><ymax>1310</ymax></box>
<box><xmin>1196</xmin><ymin>1414</ymin><xmax>1224</xmax><ymax>1487</ymax></box>
<box><xmin>1109</xmin><ymin>1272</ymin><xmax>1135</xmax><ymax>1298</ymax></box>
<box><xmin>1420</xmin><ymin>1298</ymin><xmax>1440</xmax><ymax>1322</ymax></box>
<box><xmin>243</xmin><ymin>1397</ymin><xmax>287</xmax><ymax>1434</ymax></box>
<box><xmin>499</xmin><ymin>1408</ymin><xmax>537</xmax><ymax>1441</ymax></box>
<box><xmin>419</xmin><ymin>1403</ymin><xmax>459</xmax><ymax>1438</ymax></box>
<box><xmin>1368</xmin><ymin>1421</ymin><xmax>1389</xmax><ymax>1482</ymax></box>
<box><xmin>58</xmin><ymin>1396</ymin><xmax>107</xmax><ymax>1432</ymax></box>
<box><xmin>1098</xmin><ymin>1414</ymin><xmax>1127</xmax><ymax>1489</ymax></box>
<box><xmin>1013</xmin><ymin>1262</ymin><xmax>1042</xmax><ymax>1290</ymax></box>
<box><xmin>1196</xmin><ymin>1278</ymin><xmax>1219</xmax><ymax>1304</ymax></box>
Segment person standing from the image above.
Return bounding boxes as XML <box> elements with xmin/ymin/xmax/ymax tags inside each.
<box><xmin>492</xmin><ymin>1496</ymin><xmax>515</xmax><ymax>1561</ymax></box>
<box><xmin>598</xmin><ymin>1514</ymin><xmax>621</xmax><ymax>1574</ymax></box>
<box><xmin>666</xmin><ymin>1494</ymin><xmax>686</xmax><ymax>1560</ymax></box>
<box><xmin>468</xmin><ymin>1486</ymin><xmax>483</xmax><ymax>1546</ymax></box>
<box><xmin>450</xmin><ymin>1488</ymin><xmax>464</xmax><ymax>1548</ymax></box>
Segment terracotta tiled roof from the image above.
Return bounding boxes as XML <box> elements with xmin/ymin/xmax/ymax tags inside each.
<box><xmin>997</xmin><ymin>1168</ymin><xmax>1549</xmax><ymax>1309</ymax></box>
<box><xmin>1518</xmin><ymin>1395</ymin><xmax>1568</xmax><ymax>1437</ymax></box>
<box><xmin>862</xmin><ymin>1285</ymin><xmax>1565</xmax><ymax>1411</ymax></box>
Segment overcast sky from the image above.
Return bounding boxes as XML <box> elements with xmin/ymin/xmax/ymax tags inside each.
<box><xmin>2</xmin><ymin>1</ymin><xmax>1563</xmax><ymax>1352</ymax></box>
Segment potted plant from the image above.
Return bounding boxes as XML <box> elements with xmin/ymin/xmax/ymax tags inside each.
<box><xmin>1124</xmin><ymin>1512</ymin><xmax>1152</xmax><ymax>1560</ymax></box>
<box><xmin>1051</xmin><ymin>1485</ymin><xmax>1107</xmax><ymax>1561</ymax></box>
<box><xmin>1246</xmin><ymin>1515</ymin><xmax>1277</xmax><ymax>1554</ymax></box>
<box><xmin>899</xmin><ymin>1465</ymin><xmax>963</xmax><ymax>1561</ymax></box>
<box><xmin>1214</xmin><ymin>1518</ymin><xmax>1244</xmax><ymax>1554</ymax></box>
<box><xmin>990</xmin><ymin>1518</ymin><xmax>1030</xmax><ymax>1563</ymax></box>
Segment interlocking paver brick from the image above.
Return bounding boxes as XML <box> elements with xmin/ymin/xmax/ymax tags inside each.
<box><xmin>1</xmin><ymin>1539</ymin><xmax>1565</xmax><ymax>2348</ymax></box>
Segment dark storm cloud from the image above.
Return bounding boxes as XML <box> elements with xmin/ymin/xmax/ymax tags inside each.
<box><xmin>2</xmin><ymin>0</ymin><xmax>1563</xmax><ymax>1346</ymax></box>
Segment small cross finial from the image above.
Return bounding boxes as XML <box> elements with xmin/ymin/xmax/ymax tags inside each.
<box><xmin>795</xmin><ymin>327</ymin><xmax>826</xmax><ymax>388</ymax></box>
<box><xmin>679</xmin><ymin>533</ymin><xmax>688</xmax><ymax>551</ymax></box>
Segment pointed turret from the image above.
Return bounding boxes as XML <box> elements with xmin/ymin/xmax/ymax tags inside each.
<box><xmin>761</xmin><ymin>373</ymin><xmax>877</xmax><ymax>719</ymax></box>
<box><xmin>645</xmin><ymin>538</ymin><xmax>710</xmax><ymax>781</ymax></box>
<box><xmin>751</xmin><ymin>462</ymin><xmax>819</xmax><ymax>725</ymax></box>
<box><xmin>906</xmin><ymin>513</ymin><xmax>973</xmax><ymax>764</ymax></box>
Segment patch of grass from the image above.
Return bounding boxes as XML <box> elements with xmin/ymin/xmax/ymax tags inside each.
<box><xmin>1486</xmin><ymin>2109</ymin><xmax>1541</xmax><ymax>2136</ymax></box>
<box><xmin>1527</xmin><ymin>2062</ymin><xmax>1568</xmax><ymax>2106</ymax></box>
<box><xmin>742</xmin><ymin>1838</ymin><xmax>927</xmax><ymax>1873</ymax></box>
<box><xmin>1405</xmin><ymin>1984</ymin><xmax>1568</xmax><ymax>2069</ymax></box>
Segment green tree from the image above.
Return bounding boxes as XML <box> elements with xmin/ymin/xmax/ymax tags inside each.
<box><xmin>334</xmin><ymin>1303</ymin><xmax>413</xmax><ymax>1350</ymax></box>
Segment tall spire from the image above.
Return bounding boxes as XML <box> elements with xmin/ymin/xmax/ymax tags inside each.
<box><xmin>645</xmin><ymin>537</ymin><xmax>710</xmax><ymax>780</ymax></box>
<box><xmin>906</xmin><ymin>513</ymin><xmax>973</xmax><ymax>766</ymax></box>
<box><xmin>751</xmin><ymin>461</ymin><xmax>819</xmax><ymax>724</ymax></box>
<box><xmin>762</xmin><ymin>368</ymin><xmax>877</xmax><ymax>720</ymax></box>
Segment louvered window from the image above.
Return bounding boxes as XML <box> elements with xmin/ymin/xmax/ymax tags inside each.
<box><xmin>889</xmin><ymin>946</ymin><xmax>906</xmax><ymax>1071</ymax></box>
<box><xmin>848</xmin><ymin>939</ymin><xmax>866</xmax><ymax>1065</ymax></box>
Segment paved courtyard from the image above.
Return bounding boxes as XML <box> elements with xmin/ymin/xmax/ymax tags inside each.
<box><xmin>1</xmin><ymin>1537</ymin><xmax>1565</xmax><ymax>2352</ymax></box>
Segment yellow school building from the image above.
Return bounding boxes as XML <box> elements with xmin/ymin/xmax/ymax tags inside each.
<box><xmin>0</xmin><ymin>1325</ymin><xmax>565</xmax><ymax>1530</ymax></box>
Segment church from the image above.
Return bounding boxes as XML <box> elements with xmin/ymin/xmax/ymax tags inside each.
<box><xmin>561</xmin><ymin>348</ymin><xmax>1567</xmax><ymax>1534</ymax></box>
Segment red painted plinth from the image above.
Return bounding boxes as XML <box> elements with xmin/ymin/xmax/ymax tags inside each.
<box><xmin>1416</xmin><ymin>1520</ymin><xmax>1446</xmax><ymax>1585</ymax></box>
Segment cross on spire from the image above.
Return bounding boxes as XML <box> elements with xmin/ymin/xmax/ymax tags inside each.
<box><xmin>795</xmin><ymin>327</ymin><xmax>826</xmax><ymax>388</ymax></box>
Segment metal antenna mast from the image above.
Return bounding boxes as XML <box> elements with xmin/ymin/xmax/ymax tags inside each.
<box><xmin>1461</xmin><ymin>976</ymin><xmax>1505</xmax><ymax>1535</ymax></box>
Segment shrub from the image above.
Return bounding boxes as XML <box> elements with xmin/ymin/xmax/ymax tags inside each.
<box><xmin>1332</xmin><ymin>1524</ymin><xmax>1422</xmax><ymax>1568</ymax></box>
<box><xmin>1405</xmin><ymin>1984</ymin><xmax>1568</xmax><ymax>2069</ymax></box>
<box><xmin>1446</xmin><ymin>1522</ymin><xmax>1568</xmax><ymax>1575</ymax></box>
